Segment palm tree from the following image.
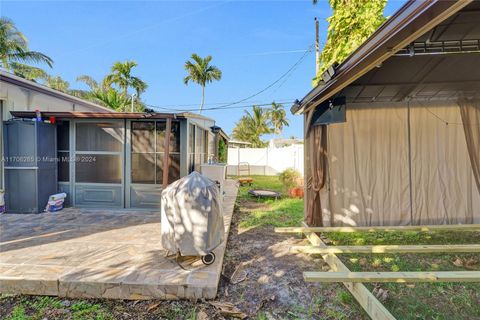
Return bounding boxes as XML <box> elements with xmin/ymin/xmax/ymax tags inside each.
<box><xmin>269</xmin><ymin>102</ymin><xmax>289</xmax><ymax>136</ymax></box>
<box><xmin>77</xmin><ymin>75</ymin><xmax>127</xmax><ymax>111</ymax></box>
<box><xmin>105</xmin><ymin>60</ymin><xmax>148</xmax><ymax>104</ymax></box>
<box><xmin>9</xmin><ymin>62</ymin><xmax>48</xmax><ymax>81</ymax></box>
<box><xmin>232</xmin><ymin>106</ymin><xmax>272</xmax><ymax>147</ymax></box>
<box><xmin>183</xmin><ymin>53</ymin><xmax>222</xmax><ymax>113</ymax></box>
<box><xmin>0</xmin><ymin>17</ymin><xmax>53</xmax><ymax>71</ymax></box>
<box><xmin>44</xmin><ymin>75</ymin><xmax>70</xmax><ymax>93</ymax></box>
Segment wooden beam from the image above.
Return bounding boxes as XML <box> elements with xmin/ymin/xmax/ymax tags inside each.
<box><xmin>162</xmin><ymin>118</ymin><xmax>172</xmax><ymax>188</ymax></box>
<box><xmin>300</xmin><ymin>222</ymin><xmax>396</xmax><ymax>320</ymax></box>
<box><xmin>304</xmin><ymin>271</ymin><xmax>480</xmax><ymax>283</ymax></box>
<box><xmin>291</xmin><ymin>244</ymin><xmax>480</xmax><ymax>254</ymax></box>
<box><xmin>275</xmin><ymin>224</ymin><xmax>480</xmax><ymax>233</ymax></box>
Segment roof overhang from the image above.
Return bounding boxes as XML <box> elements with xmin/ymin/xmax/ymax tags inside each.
<box><xmin>10</xmin><ymin>111</ymin><xmax>186</xmax><ymax>119</ymax></box>
<box><xmin>292</xmin><ymin>0</ymin><xmax>473</xmax><ymax>115</ymax></box>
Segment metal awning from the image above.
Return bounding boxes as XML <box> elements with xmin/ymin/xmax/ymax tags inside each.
<box><xmin>293</xmin><ymin>0</ymin><xmax>480</xmax><ymax>114</ymax></box>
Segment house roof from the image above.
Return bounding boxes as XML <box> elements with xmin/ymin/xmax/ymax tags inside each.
<box><xmin>292</xmin><ymin>0</ymin><xmax>475</xmax><ymax>115</ymax></box>
<box><xmin>0</xmin><ymin>70</ymin><xmax>114</xmax><ymax>113</ymax></box>
<box><xmin>10</xmin><ymin>111</ymin><xmax>216</xmax><ymax>122</ymax></box>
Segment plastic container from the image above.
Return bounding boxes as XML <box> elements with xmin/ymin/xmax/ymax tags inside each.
<box><xmin>45</xmin><ymin>199</ymin><xmax>64</xmax><ymax>212</ymax></box>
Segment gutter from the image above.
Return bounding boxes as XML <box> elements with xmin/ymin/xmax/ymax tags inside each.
<box><xmin>292</xmin><ymin>0</ymin><xmax>472</xmax><ymax>115</ymax></box>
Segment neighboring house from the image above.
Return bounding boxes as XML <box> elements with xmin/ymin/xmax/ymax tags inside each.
<box><xmin>1</xmin><ymin>71</ymin><xmax>224</xmax><ymax>212</ymax></box>
<box><xmin>293</xmin><ymin>1</ymin><xmax>480</xmax><ymax>227</ymax></box>
<box><xmin>228</xmin><ymin>140</ymin><xmax>252</xmax><ymax>148</ymax></box>
<box><xmin>268</xmin><ymin>138</ymin><xmax>303</xmax><ymax>148</ymax></box>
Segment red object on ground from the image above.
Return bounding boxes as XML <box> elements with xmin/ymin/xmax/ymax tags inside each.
<box><xmin>238</xmin><ymin>177</ymin><xmax>253</xmax><ymax>186</ymax></box>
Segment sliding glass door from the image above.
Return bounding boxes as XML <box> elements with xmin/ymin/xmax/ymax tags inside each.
<box><xmin>127</xmin><ymin>120</ymin><xmax>181</xmax><ymax>208</ymax></box>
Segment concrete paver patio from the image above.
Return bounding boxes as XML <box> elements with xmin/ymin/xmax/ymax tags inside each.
<box><xmin>0</xmin><ymin>180</ymin><xmax>237</xmax><ymax>300</ymax></box>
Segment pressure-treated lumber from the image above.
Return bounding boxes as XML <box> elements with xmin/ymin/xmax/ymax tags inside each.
<box><xmin>275</xmin><ymin>224</ymin><xmax>480</xmax><ymax>233</ymax></box>
<box><xmin>291</xmin><ymin>244</ymin><xmax>480</xmax><ymax>254</ymax></box>
<box><xmin>300</xmin><ymin>222</ymin><xmax>396</xmax><ymax>320</ymax></box>
<box><xmin>304</xmin><ymin>271</ymin><xmax>480</xmax><ymax>283</ymax></box>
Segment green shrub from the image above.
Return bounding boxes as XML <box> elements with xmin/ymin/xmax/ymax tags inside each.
<box><xmin>278</xmin><ymin>168</ymin><xmax>301</xmax><ymax>190</ymax></box>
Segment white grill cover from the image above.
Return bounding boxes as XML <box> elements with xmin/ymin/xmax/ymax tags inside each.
<box><xmin>161</xmin><ymin>171</ymin><xmax>225</xmax><ymax>256</ymax></box>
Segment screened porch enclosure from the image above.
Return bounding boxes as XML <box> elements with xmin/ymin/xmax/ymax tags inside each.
<box><xmin>48</xmin><ymin>113</ymin><xmax>216</xmax><ymax>210</ymax></box>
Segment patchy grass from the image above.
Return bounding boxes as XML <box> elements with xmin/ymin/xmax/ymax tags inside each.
<box><xmin>231</xmin><ymin>175</ymin><xmax>304</xmax><ymax>229</ymax></box>
<box><xmin>1</xmin><ymin>296</ymin><xmax>113</xmax><ymax>320</ymax></box>
<box><xmin>326</xmin><ymin>230</ymin><xmax>480</xmax><ymax>320</ymax></box>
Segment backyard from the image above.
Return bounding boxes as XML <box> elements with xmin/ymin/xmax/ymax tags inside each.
<box><xmin>1</xmin><ymin>175</ymin><xmax>480</xmax><ymax>319</ymax></box>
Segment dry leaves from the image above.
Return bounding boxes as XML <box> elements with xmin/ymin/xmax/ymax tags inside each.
<box><xmin>209</xmin><ymin>301</ymin><xmax>247</xmax><ymax>319</ymax></box>
<box><xmin>372</xmin><ymin>287</ymin><xmax>389</xmax><ymax>302</ymax></box>
<box><xmin>146</xmin><ymin>302</ymin><xmax>161</xmax><ymax>312</ymax></box>
<box><xmin>196</xmin><ymin>310</ymin><xmax>209</xmax><ymax>320</ymax></box>
<box><xmin>452</xmin><ymin>257</ymin><xmax>479</xmax><ymax>269</ymax></box>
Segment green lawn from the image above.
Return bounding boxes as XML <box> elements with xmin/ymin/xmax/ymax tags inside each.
<box><xmin>326</xmin><ymin>230</ymin><xmax>480</xmax><ymax>320</ymax></box>
<box><xmin>232</xmin><ymin>175</ymin><xmax>480</xmax><ymax>319</ymax></box>
<box><xmin>231</xmin><ymin>175</ymin><xmax>304</xmax><ymax>229</ymax></box>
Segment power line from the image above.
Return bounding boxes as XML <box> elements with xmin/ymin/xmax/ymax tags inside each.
<box><xmin>147</xmin><ymin>44</ymin><xmax>314</xmax><ymax>112</ymax></box>
<box><xmin>149</xmin><ymin>100</ymin><xmax>296</xmax><ymax>113</ymax></box>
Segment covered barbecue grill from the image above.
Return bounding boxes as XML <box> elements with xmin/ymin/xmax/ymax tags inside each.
<box><xmin>161</xmin><ymin>171</ymin><xmax>225</xmax><ymax>265</ymax></box>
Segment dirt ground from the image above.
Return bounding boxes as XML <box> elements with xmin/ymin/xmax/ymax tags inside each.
<box><xmin>0</xmin><ymin>196</ymin><xmax>365</xmax><ymax>320</ymax></box>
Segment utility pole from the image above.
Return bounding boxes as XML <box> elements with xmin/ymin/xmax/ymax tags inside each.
<box><xmin>315</xmin><ymin>17</ymin><xmax>320</xmax><ymax>75</ymax></box>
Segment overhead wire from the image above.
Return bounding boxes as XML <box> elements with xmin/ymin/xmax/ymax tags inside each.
<box><xmin>146</xmin><ymin>44</ymin><xmax>314</xmax><ymax>112</ymax></box>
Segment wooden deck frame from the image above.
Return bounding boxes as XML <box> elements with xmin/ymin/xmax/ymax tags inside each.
<box><xmin>278</xmin><ymin>222</ymin><xmax>480</xmax><ymax>319</ymax></box>
<box><xmin>291</xmin><ymin>244</ymin><xmax>480</xmax><ymax>254</ymax></box>
<box><xmin>275</xmin><ymin>224</ymin><xmax>480</xmax><ymax>233</ymax></box>
<box><xmin>304</xmin><ymin>271</ymin><xmax>480</xmax><ymax>283</ymax></box>
<box><xmin>297</xmin><ymin>222</ymin><xmax>396</xmax><ymax>320</ymax></box>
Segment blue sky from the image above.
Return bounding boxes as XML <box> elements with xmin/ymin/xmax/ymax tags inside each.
<box><xmin>2</xmin><ymin>0</ymin><xmax>404</xmax><ymax>138</ymax></box>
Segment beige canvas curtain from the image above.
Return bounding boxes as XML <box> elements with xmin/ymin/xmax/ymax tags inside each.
<box><xmin>304</xmin><ymin>110</ymin><xmax>328</xmax><ymax>227</ymax></box>
<box><xmin>321</xmin><ymin>102</ymin><xmax>480</xmax><ymax>226</ymax></box>
<box><xmin>458</xmin><ymin>98</ymin><xmax>480</xmax><ymax>195</ymax></box>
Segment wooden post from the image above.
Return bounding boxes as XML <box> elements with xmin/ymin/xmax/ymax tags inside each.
<box><xmin>291</xmin><ymin>244</ymin><xmax>480</xmax><ymax>254</ymax></box>
<box><xmin>275</xmin><ymin>224</ymin><xmax>480</xmax><ymax>233</ymax></box>
<box><xmin>162</xmin><ymin>118</ymin><xmax>172</xmax><ymax>188</ymax></box>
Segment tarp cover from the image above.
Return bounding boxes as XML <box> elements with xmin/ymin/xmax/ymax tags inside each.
<box><xmin>161</xmin><ymin>171</ymin><xmax>224</xmax><ymax>256</ymax></box>
<box><xmin>319</xmin><ymin>101</ymin><xmax>480</xmax><ymax>226</ymax></box>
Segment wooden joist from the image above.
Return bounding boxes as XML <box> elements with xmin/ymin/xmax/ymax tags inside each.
<box><xmin>304</xmin><ymin>271</ymin><xmax>480</xmax><ymax>283</ymax></box>
<box><xmin>300</xmin><ymin>222</ymin><xmax>396</xmax><ymax>320</ymax></box>
<box><xmin>291</xmin><ymin>244</ymin><xmax>480</xmax><ymax>254</ymax></box>
<box><xmin>275</xmin><ymin>224</ymin><xmax>480</xmax><ymax>233</ymax></box>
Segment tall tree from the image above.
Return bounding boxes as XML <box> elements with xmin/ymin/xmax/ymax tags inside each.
<box><xmin>77</xmin><ymin>75</ymin><xmax>126</xmax><ymax>111</ymax></box>
<box><xmin>183</xmin><ymin>53</ymin><xmax>222</xmax><ymax>113</ymax></box>
<box><xmin>232</xmin><ymin>106</ymin><xmax>272</xmax><ymax>147</ymax></box>
<box><xmin>105</xmin><ymin>60</ymin><xmax>148</xmax><ymax>102</ymax></box>
<box><xmin>9</xmin><ymin>62</ymin><xmax>48</xmax><ymax>81</ymax></box>
<box><xmin>268</xmin><ymin>102</ymin><xmax>289</xmax><ymax>136</ymax></box>
<box><xmin>44</xmin><ymin>75</ymin><xmax>70</xmax><ymax>92</ymax></box>
<box><xmin>313</xmin><ymin>0</ymin><xmax>386</xmax><ymax>85</ymax></box>
<box><xmin>0</xmin><ymin>17</ymin><xmax>53</xmax><ymax>72</ymax></box>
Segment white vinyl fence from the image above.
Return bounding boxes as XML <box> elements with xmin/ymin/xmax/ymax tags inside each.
<box><xmin>227</xmin><ymin>144</ymin><xmax>304</xmax><ymax>176</ymax></box>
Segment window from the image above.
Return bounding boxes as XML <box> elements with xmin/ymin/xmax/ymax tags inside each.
<box><xmin>131</xmin><ymin>120</ymin><xmax>180</xmax><ymax>184</ymax></box>
<box><xmin>76</xmin><ymin>154</ymin><xmax>122</xmax><ymax>183</ymax></box>
<box><xmin>76</xmin><ymin>122</ymin><xmax>122</xmax><ymax>152</ymax></box>
<box><xmin>57</xmin><ymin>121</ymin><xmax>69</xmax><ymax>182</ymax></box>
<box><xmin>75</xmin><ymin>122</ymin><xmax>123</xmax><ymax>184</ymax></box>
